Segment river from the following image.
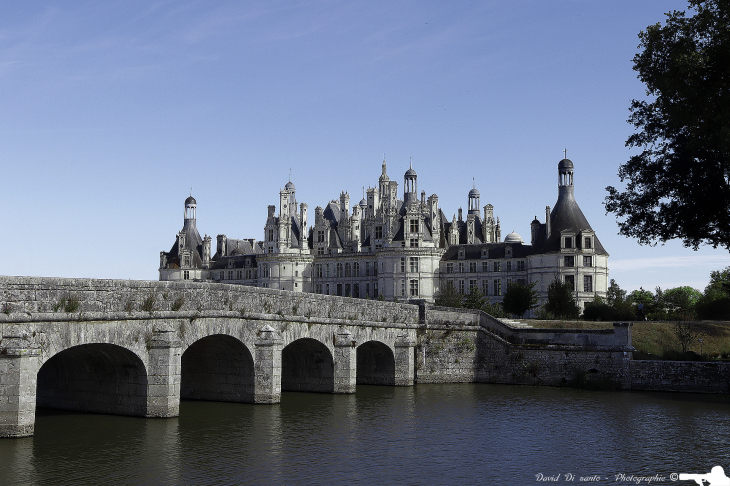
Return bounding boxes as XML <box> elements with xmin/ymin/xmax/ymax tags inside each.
<box><xmin>1</xmin><ymin>384</ymin><xmax>729</xmax><ymax>485</ymax></box>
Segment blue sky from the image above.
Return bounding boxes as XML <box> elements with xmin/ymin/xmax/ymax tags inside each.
<box><xmin>2</xmin><ymin>0</ymin><xmax>728</xmax><ymax>293</ymax></box>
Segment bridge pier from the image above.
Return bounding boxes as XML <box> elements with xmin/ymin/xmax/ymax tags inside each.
<box><xmin>0</xmin><ymin>335</ymin><xmax>40</xmax><ymax>438</ymax></box>
<box><xmin>254</xmin><ymin>325</ymin><xmax>283</xmax><ymax>403</ymax></box>
<box><xmin>394</xmin><ymin>334</ymin><xmax>416</xmax><ymax>386</ymax></box>
<box><xmin>147</xmin><ymin>330</ymin><xmax>182</xmax><ymax>418</ymax></box>
<box><xmin>333</xmin><ymin>329</ymin><xmax>356</xmax><ymax>394</ymax></box>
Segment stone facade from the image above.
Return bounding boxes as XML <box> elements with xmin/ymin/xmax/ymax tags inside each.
<box><xmin>160</xmin><ymin>157</ymin><xmax>609</xmax><ymax>312</ymax></box>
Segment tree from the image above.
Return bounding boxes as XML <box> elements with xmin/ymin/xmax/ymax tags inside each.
<box><xmin>605</xmin><ymin>1</ymin><xmax>730</xmax><ymax>250</ymax></box>
<box><xmin>502</xmin><ymin>282</ymin><xmax>539</xmax><ymax>318</ymax></box>
<box><xmin>544</xmin><ymin>279</ymin><xmax>580</xmax><ymax>319</ymax></box>
<box><xmin>673</xmin><ymin>321</ymin><xmax>703</xmax><ymax>353</ymax></box>
<box><xmin>434</xmin><ymin>281</ymin><xmax>463</xmax><ymax>308</ymax></box>
<box><xmin>663</xmin><ymin>286</ymin><xmax>702</xmax><ymax>318</ymax></box>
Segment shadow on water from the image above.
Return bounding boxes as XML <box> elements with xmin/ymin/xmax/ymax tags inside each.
<box><xmin>1</xmin><ymin>385</ymin><xmax>730</xmax><ymax>485</ymax></box>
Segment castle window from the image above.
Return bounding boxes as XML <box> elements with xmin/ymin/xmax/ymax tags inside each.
<box><xmin>317</xmin><ymin>230</ymin><xmax>325</xmax><ymax>243</ymax></box>
<box><xmin>326</xmin><ymin>284</ymin><xmax>330</xmax><ymax>294</ymax></box>
<box><xmin>458</xmin><ymin>280</ymin><xmax>465</xmax><ymax>294</ymax></box>
<box><xmin>482</xmin><ymin>280</ymin><xmax>489</xmax><ymax>295</ymax></box>
<box><xmin>458</xmin><ymin>250</ymin><xmax>465</xmax><ymax>259</ymax></box>
<box><xmin>183</xmin><ymin>255</ymin><xmax>191</xmax><ymax>267</ymax></box>
<box><xmin>366</xmin><ymin>283</ymin><xmax>370</xmax><ymax>298</ymax></box>
<box><xmin>295</xmin><ymin>271</ymin><xmax>299</xmax><ymax>277</ymax></box>
<box><xmin>469</xmin><ymin>262</ymin><xmax>477</xmax><ymax>273</ymax></box>
<box><xmin>583</xmin><ymin>275</ymin><xmax>593</xmax><ymax>292</ymax></box>
<box><xmin>353</xmin><ymin>283</ymin><xmax>360</xmax><ymax>297</ymax></box>
<box><xmin>246</xmin><ymin>259</ymin><xmax>251</xmax><ymax>268</ymax></box>
<box><xmin>261</xmin><ymin>264</ymin><xmax>269</xmax><ymax>278</ymax></box>
<box><xmin>410</xmin><ymin>219</ymin><xmax>419</xmax><ymax>233</ymax></box>
<box><xmin>375</xmin><ymin>226</ymin><xmax>383</xmax><ymax>239</ymax></box>
<box><xmin>183</xmin><ymin>271</ymin><xmax>190</xmax><ymax>280</ymax></box>
<box><xmin>409</xmin><ymin>257</ymin><xmax>419</xmax><ymax>273</ymax></box>
<box><xmin>326</xmin><ymin>264</ymin><xmax>331</xmax><ymax>277</ymax></box>
<box><xmin>345</xmin><ymin>263</ymin><xmax>351</xmax><ymax>277</ymax></box>
<box><xmin>410</xmin><ymin>279</ymin><xmax>419</xmax><ymax>297</ymax></box>
<box><xmin>316</xmin><ymin>283</ymin><xmax>322</xmax><ymax>294</ymax></box>
<box><xmin>345</xmin><ymin>284</ymin><xmax>351</xmax><ymax>297</ymax></box>
<box><xmin>583</xmin><ymin>256</ymin><xmax>592</xmax><ymax>267</ymax></box>
<box><xmin>564</xmin><ymin>236</ymin><xmax>573</xmax><ymax>248</ymax></box>
<box><xmin>493</xmin><ymin>262</ymin><xmax>501</xmax><ymax>272</ymax></box>
<box><xmin>318</xmin><ymin>247</ymin><xmax>324</xmax><ymax>255</ymax></box>
<box><xmin>245</xmin><ymin>270</ymin><xmax>251</xmax><ymax>279</ymax></box>
<box><xmin>353</xmin><ymin>262</ymin><xmax>360</xmax><ymax>277</ymax></box>
<box><xmin>316</xmin><ymin>264</ymin><xmax>323</xmax><ymax>278</ymax></box>
<box><xmin>564</xmin><ymin>256</ymin><xmax>575</xmax><ymax>267</ymax></box>
<box><xmin>401</xmin><ymin>280</ymin><xmax>406</xmax><ymax>297</ymax></box>
<box><xmin>337</xmin><ymin>263</ymin><xmax>343</xmax><ymax>277</ymax></box>
<box><xmin>366</xmin><ymin>262</ymin><xmax>371</xmax><ymax>276</ymax></box>
<box><xmin>400</xmin><ymin>257</ymin><xmax>406</xmax><ymax>272</ymax></box>
<box><xmin>506</xmin><ymin>261</ymin><xmax>512</xmax><ymax>272</ymax></box>
<box><xmin>446</xmin><ymin>263</ymin><xmax>453</xmax><ymax>273</ymax></box>
<box><xmin>584</xmin><ymin>237</ymin><xmax>592</xmax><ymax>249</ymax></box>
<box><xmin>220</xmin><ymin>271</ymin><xmax>225</xmax><ymax>280</ymax></box>
<box><xmin>565</xmin><ymin>275</ymin><xmax>575</xmax><ymax>290</ymax></box>
<box><xmin>517</xmin><ymin>261</ymin><xmax>526</xmax><ymax>271</ymax></box>
<box><xmin>268</xmin><ymin>229</ymin><xmax>275</xmax><ymax>241</ymax></box>
<box><xmin>494</xmin><ymin>279</ymin><xmax>502</xmax><ymax>296</ymax></box>
<box><xmin>410</xmin><ymin>238</ymin><xmax>419</xmax><ymax>248</ymax></box>
<box><xmin>337</xmin><ymin>284</ymin><xmax>343</xmax><ymax>296</ymax></box>
<box><xmin>469</xmin><ymin>279</ymin><xmax>477</xmax><ymax>292</ymax></box>
<box><xmin>237</xmin><ymin>270</ymin><xmax>242</xmax><ymax>280</ymax></box>
<box><xmin>458</xmin><ymin>262</ymin><xmax>465</xmax><ymax>273</ymax></box>
<box><xmin>374</xmin><ymin>281</ymin><xmax>378</xmax><ymax>296</ymax></box>
<box><xmin>482</xmin><ymin>262</ymin><xmax>489</xmax><ymax>272</ymax></box>
<box><xmin>228</xmin><ymin>271</ymin><xmax>233</xmax><ymax>280</ymax></box>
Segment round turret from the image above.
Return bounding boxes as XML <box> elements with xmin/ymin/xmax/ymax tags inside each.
<box><xmin>468</xmin><ymin>187</ymin><xmax>480</xmax><ymax>198</ymax></box>
<box><xmin>185</xmin><ymin>195</ymin><xmax>197</xmax><ymax>220</ymax></box>
<box><xmin>185</xmin><ymin>195</ymin><xmax>197</xmax><ymax>206</ymax></box>
<box><xmin>285</xmin><ymin>181</ymin><xmax>295</xmax><ymax>191</ymax></box>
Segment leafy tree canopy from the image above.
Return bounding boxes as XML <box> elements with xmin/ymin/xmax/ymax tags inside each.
<box><xmin>544</xmin><ymin>279</ymin><xmax>580</xmax><ymax>319</ymax></box>
<box><xmin>434</xmin><ymin>281</ymin><xmax>463</xmax><ymax>308</ymax></box>
<box><xmin>605</xmin><ymin>0</ymin><xmax>730</xmax><ymax>249</ymax></box>
<box><xmin>502</xmin><ymin>281</ymin><xmax>540</xmax><ymax>318</ymax></box>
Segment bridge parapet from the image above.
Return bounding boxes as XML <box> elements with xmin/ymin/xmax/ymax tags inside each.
<box><xmin>0</xmin><ymin>276</ymin><xmax>419</xmax><ymax>325</ymax></box>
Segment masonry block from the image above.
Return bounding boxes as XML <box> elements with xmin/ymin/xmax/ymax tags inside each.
<box><xmin>254</xmin><ymin>325</ymin><xmax>283</xmax><ymax>403</ymax></box>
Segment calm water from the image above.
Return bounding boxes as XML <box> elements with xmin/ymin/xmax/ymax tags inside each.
<box><xmin>2</xmin><ymin>384</ymin><xmax>730</xmax><ymax>485</ymax></box>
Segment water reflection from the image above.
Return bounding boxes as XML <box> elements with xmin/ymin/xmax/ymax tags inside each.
<box><xmin>1</xmin><ymin>385</ymin><xmax>729</xmax><ymax>485</ymax></box>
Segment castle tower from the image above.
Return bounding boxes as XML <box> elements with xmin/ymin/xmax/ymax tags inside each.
<box><xmin>468</xmin><ymin>184</ymin><xmax>480</xmax><ymax>215</ymax></box>
<box><xmin>403</xmin><ymin>161</ymin><xmax>417</xmax><ymax>205</ymax></box>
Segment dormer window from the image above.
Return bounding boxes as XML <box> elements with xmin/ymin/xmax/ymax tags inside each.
<box><xmin>564</xmin><ymin>237</ymin><xmax>573</xmax><ymax>248</ymax></box>
<box><xmin>458</xmin><ymin>249</ymin><xmax>465</xmax><ymax>260</ymax></box>
<box><xmin>481</xmin><ymin>248</ymin><xmax>488</xmax><ymax>258</ymax></box>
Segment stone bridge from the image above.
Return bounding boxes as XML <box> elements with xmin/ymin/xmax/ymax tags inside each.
<box><xmin>0</xmin><ymin>277</ymin><xmax>419</xmax><ymax>437</ymax></box>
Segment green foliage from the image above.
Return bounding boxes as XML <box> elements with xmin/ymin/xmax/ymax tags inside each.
<box><xmin>502</xmin><ymin>281</ymin><xmax>539</xmax><ymax>318</ymax></box>
<box><xmin>544</xmin><ymin>279</ymin><xmax>579</xmax><ymax>319</ymax></box>
<box><xmin>463</xmin><ymin>287</ymin><xmax>487</xmax><ymax>310</ymax></box>
<box><xmin>54</xmin><ymin>295</ymin><xmax>80</xmax><ymax>313</ymax></box>
<box><xmin>141</xmin><ymin>293</ymin><xmax>156</xmax><ymax>313</ymax></box>
<box><xmin>661</xmin><ymin>286</ymin><xmax>702</xmax><ymax>319</ymax></box>
<box><xmin>673</xmin><ymin>321</ymin><xmax>704</xmax><ymax>353</ymax></box>
<box><xmin>704</xmin><ymin>266</ymin><xmax>730</xmax><ymax>300</ymax></box>
<box><xmin>171</xmin><ymin>296</ymin><xmax>185</xmax><ymax>311</ymax></box>
<box><xmin>2</xmin><ymin>303</ymin><xmax>11</xmax><ymax>315</ymax></box>
<box><xmin>434</xmin><ymin>281</ymin><xmax>463</xmax><ymax>308</ymax></box>
<box><xmin>605</xmin><ymin>0</ymin><xmax>730</xmax><ymax>250</ymax></box>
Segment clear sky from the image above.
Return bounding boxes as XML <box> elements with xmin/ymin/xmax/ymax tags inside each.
<box><xmin>2</xmin><ymin>0</ymin><xmax>728</xmax><ymax>294</ymax></box>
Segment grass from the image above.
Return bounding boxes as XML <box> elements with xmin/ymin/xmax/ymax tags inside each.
<box><xmin>524</xmin><ymin>319</ymin><xmax>730</xmax><ymax>359</ymax></box>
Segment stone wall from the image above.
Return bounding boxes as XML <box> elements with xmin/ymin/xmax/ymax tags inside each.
<box><xmin>0</xmin><ymin>276</ymin><xmax>419</xmax><ymax>325</ymax></box>
<box><xmin>629</xmin><ymin>360</ymin><xmax>730</xmax><ymax>393</ymax></box>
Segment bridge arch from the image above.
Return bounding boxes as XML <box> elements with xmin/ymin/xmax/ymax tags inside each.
<box><xmin>181</xmin><ymin>334</ymin><xmax>255</xmax><ymax>403</ymax></box>
<box><xmin>357</xmin><ymin>340</ymin><xmax>396</xmax><ymax>385</ymax></box>
<box><xmin>36</xmin><ymin>343</ymin><xmax>148</xmax><ymax>416</ymax></box>
<box><xmin>282</xmin><ymin>338</ymin><xmax>334</xmax><ymax>393</ymax></box>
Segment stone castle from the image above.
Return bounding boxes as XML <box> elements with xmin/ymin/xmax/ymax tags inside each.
<box><xmin>159</xmin><ymin>157</ymin><xmax>608</xmax><ymax>311</ymax></box>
